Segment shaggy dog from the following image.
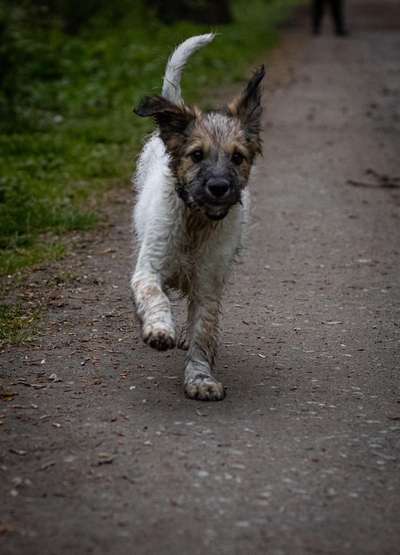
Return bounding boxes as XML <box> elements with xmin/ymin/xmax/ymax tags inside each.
<box><xmin>131</xmin><ymin>34</ymin><xmax>264</xmax><ymax>401</ymax></box>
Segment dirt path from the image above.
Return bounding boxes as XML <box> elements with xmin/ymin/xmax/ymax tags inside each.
<box><xmin>1</xmin><ymin>2</ymin><xmax>400</xmax><ymax>553</ymax></box>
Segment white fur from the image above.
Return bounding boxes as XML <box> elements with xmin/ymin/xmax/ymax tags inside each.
<box><xmin>162</xmin><ymin>33</ymin><xmax>215</xmax><ymax>104</ymax></box>
<box><xmin>131</xmin><ymin>133</ymin><xmax>250</xmax><ymax>401</ymax></box>
<box><xmin>131</xmin><ymin>35</ymin><xmax>253</xmax><ymax>401</ymax></box>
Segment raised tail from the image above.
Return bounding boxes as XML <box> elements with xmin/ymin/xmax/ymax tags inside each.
<box><xmin>162</xmin><ymin>33</ymin><xmax>215</xmax><ymax>104</ymax></box>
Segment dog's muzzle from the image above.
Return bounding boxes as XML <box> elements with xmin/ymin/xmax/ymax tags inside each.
<box><xmin>203</xmin><ymin>177</ymin><xmax>241</xmax><ymax>219</ymax></box>
<box><xmin>176</xmin><ymin>179</ymin><xmax>240</xmax><ymax>221</ymax></box>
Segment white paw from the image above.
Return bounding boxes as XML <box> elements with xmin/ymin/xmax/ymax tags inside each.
<box><xmin>142</xmin><ymin>323</ymin><xmax>175</xmax><ymax>351</ymax></box>
<box><xmin>184</xmin><ymin>374</ymin><xmax>225</xmax><ymax>401</ymax></box>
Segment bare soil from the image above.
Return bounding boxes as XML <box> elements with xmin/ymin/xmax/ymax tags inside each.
<box><xmin>1</xmin><ymin>1</ymin><xmax>400</xmax><ymax>553</ymax></box>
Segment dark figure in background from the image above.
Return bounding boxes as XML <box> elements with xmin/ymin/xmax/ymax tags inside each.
<box><xmin>312</xmin><ymin>0</ymin><xmax>348</xmax><ymax>35</ymax></box>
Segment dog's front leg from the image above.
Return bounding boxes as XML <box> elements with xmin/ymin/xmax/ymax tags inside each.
<box><xmin>184</xmin><ymin>285</ymin><xmax>225</xmax><ymax>401</ymax></box>
<box><xmin>131</xmin><ymin>269</ymin><xmax>175</xmax><ymax>351</ymax></box>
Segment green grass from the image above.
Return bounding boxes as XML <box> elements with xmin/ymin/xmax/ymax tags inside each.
<box><xmin>0</xmin><ymin>240</ymin><xmax>66</xmax><ymax>276</ymax></box>
<box><xmin>0</xmin><ymin>303</ymin><xmax>40</xmax><ymax>348</ymax></box>
<box><xmin>0</xmin><ymin>0</ymin><xmax>300</xmax><ymax>278</ymax></box>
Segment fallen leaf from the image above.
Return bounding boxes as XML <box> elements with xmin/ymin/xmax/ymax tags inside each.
<box><xmin>9</xmin><ymin>448</ymin><xmax>27</xmax><ymax>456</ymax></box>
<box><xmin>40</xmin><ymin>460</ymin><xmax>56</xmax><ymax>471</ymax></box>
<box><xmin>1</xmin><ymin>390</ymin><xmax>17</xmax><ymax>401</ymax></box>
<box><xmin>96</xmin><ymin>452</ymin><xmax>114</xmax><ymax>465</ymax></box>
<box><xmin>0</xmin><ymin>523</ymin><xmax>15</xmax><ymax>535</ymax></box>
<box><xmin>48</xmin><ymin>373</ymin><xmax>63</xmax><ymax>383</ymax></box>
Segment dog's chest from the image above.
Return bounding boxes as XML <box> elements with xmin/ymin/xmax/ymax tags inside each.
<box><xmin>163</xmin><ymin>218</ymin><xmax>220</xmax><ymax>292</ymax></box>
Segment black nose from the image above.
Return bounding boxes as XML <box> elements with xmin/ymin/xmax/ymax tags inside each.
<box><xmin>207</xmin><ymin>179</ymin><xmax>230</xmax><ymax>199</ymax></box>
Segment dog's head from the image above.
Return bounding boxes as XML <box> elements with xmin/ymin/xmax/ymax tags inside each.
<box><xmin>135</xmin><ymin>66</ymin><xmax>265</xmax><ymax>221</ymax></box>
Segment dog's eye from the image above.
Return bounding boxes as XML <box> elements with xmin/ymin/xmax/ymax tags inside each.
<box><xmin>231</xmin><ymin>152</ymin><xmax>244</xmax><ymax>166</ymax></box>
<box><xmin>190</xmin><ymin>149</ymin><xmax>204</xmax><ymax>163</ymax></box>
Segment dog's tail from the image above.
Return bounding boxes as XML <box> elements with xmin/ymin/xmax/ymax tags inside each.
<box><xmin>162</xmin><ymin>33</ymin><xmax>215</xmax><ymax>104</ymax></box>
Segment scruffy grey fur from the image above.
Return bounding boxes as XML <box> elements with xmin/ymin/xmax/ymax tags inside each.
<box><xmin>131</xmin><ymin>34</ymin><xmax>265</xmax><ymax>400</ymax></box>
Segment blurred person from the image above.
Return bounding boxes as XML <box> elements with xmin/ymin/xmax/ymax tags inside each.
<box><xmin>312</xmin><ymin>0</ymin><xmax>348</xmax><ymax>36</ymax></box>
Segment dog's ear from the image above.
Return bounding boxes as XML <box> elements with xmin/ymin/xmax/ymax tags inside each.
<box><xmin>135</xmin><ymin>95</ymin><xmax>195</xmax><ymax>152</ymax></box>
<box><xmin>227</xmin><ymin>65</ymin><xmax>265</xmax><ymax>153</ymax></box>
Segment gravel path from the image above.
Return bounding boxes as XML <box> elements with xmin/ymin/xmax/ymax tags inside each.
<box><xmin>1</xmin><ymin>1</ymin><xmax>399</xmax><ymax>553</ymax></box>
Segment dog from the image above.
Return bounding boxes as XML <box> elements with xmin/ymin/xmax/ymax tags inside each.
<box><xmin>131</xmin><ymin>34</ymin><xmax>264</xmax><ymax>401</ymax></box>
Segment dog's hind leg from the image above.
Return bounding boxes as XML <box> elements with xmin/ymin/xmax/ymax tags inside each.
<box><xmin>184</xmin><ymin>286</ymin><xmax>225</xmax><ymax>401</ymax></box>
<box><xmin>131</xmin><ymin>273</ymin><xmax>176</xmax><ymax>351</ymax></box>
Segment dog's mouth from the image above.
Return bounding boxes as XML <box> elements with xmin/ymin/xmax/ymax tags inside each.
<box><xmin>204</xmin><ymin>206</ymin><xmax>229</xmax><ymax>221</ymax></box>
<box><xmin>176</xmin><ymin>181</ymin><xmax>238</xmax><ymax>221</ymax></box>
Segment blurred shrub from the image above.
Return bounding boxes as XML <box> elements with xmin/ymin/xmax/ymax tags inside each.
<box><xmin>149</xmin><ymin>0</ymin><xmax>232</xmax><ymax>24</ymax></box>
<box><xmin>0</xmin><ymin>0</ymin><xmax>299</xmax><ymax>275</ymax></box>
<box><xmin>0</xmin><ymin>0</ymin><xmax>151</xmax><ymax>126</ymax></box>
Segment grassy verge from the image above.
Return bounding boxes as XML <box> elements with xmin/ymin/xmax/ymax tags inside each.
<box><xmin>0</xmin><ymin>303</ymin><xmax>40</xmax><ymax>347</ymax></box>
<box><xmin>0</xmin><ymin>0</ymin><xmax>300</xmax><ymax>346</ymax></box>
<box><xmin>0</xmin><ymin>0</ymin><xmax>300</xmax><ymax>277</ymax></box>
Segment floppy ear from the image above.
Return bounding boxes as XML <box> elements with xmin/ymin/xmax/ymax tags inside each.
<box><xmin>227</xmin><ymin>65</ymin><xmax>265</xmax><ymax>153</ymax></box>
<box><xmin>134</xmin><ymin>95</ymin><xmax>195</xmax><ymax>153</ymax></box>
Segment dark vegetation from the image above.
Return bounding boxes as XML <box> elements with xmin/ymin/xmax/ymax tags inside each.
<box><xmin>0</xmin><ymin>0</ymin><xmax>299</xmax><ymax>276</ymax></box>
<box><xmin>149</xmin><ymin>0</ymin><xmax>233</xmax><ymax>25</ymax></box>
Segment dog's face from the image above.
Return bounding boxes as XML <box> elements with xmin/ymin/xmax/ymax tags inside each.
<box><xmin>135</xmin><ymin>66</ymin><xmax>265</xmax><ymax>220</ymax></box>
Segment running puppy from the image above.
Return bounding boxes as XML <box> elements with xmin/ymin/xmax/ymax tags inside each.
<box><xmin>131</xmin><ymin>34</ymin><xmax>264</xmax><ymax>401</ymax></box>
